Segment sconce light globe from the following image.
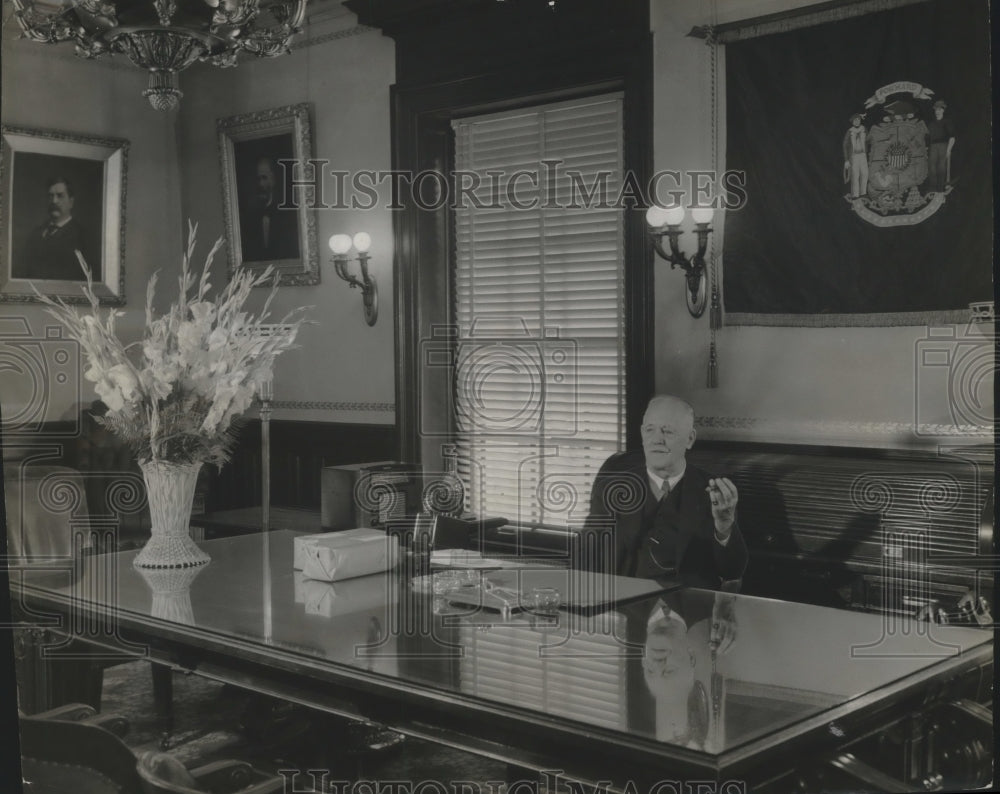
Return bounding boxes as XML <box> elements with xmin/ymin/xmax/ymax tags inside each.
<box><xmin>328</xmin><ymin>234</ymin><xmax>353</xmax><ymax>255</ymax></box>
<box><xmin>691</xmin><ymin>206</ymin><xmax>715</xmax><ymax>225</ymax></box>
<box><xmin>352</xmin><ymin>232</ymin><xmax>372</xmax><ymax>253</ymax></box>
<box><xmin>645</xmin><ymin>205</ymin><xmax>671</xmax><ymax>228</ymax></box>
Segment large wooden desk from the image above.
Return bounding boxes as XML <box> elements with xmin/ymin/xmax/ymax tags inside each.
<box><xmin>9</xmin><ymin>531</ymin><xmax>993</xmax><ymax>792</ymax></box>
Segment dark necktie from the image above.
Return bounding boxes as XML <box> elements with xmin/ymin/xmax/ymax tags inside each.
<box><xmin>654</xmin><ymin>478</ymin><xmax>670</xmax><ymax>502</ymax></box>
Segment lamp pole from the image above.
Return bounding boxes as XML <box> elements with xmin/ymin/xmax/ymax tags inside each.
<box><xmin>260</xmin><ymin>377</ymin><xmax>273</xmax><ymax>533</ymax></box>
<box><xmin>260</xmin><ymin>377</ymin><xmax>273</xmax><ymax>643</ymax></box>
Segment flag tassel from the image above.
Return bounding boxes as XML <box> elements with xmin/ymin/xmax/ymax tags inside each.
<box><xmin>709</xmin><ymin>286</ymin><xmax>722</xmax><ymax>330</ymax></box>
<box><xmin>707</xmin><ymin>340</ymin><xmax>719</xmax><ymax>388</ymax></box>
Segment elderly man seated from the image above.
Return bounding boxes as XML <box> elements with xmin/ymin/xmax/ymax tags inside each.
<box><xmin>581</xmin><ymin>395</ymin><xmax>748</xmax><ymax>589</ymax></box>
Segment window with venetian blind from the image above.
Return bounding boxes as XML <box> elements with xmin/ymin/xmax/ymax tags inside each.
<box><xmin>451</xmin><ymin>93</ymin><xmax>626</xmax><ymax>529</ymax></box>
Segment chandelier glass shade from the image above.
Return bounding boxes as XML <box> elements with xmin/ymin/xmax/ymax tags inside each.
<box><xmin>11</xmin><ymin>0</ymin><xmax>308</xmax><ymax>110</ymax></box>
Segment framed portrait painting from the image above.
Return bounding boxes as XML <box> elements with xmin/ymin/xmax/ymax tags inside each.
<box><xmin>0</xmin><ymin>126</ymin><xmax>128</xmax><ymax>305</ymax></box>
<box><xmin>218</xmin><ymin>103</ymin><xmax>319</xmax><ymax>286</ymax></box>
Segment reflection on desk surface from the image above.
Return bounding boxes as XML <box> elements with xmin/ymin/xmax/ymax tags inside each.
<box><xmin>14</xmin><ymin>530</ymin><xmax>992</xmax><ymax>756</ymax></box>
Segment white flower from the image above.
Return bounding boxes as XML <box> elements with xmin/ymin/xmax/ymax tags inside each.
<box><xmin>206</xmin><ymin>327</ymin><xmax>229</xmax><ymax>352</ymax></box>
<box><xmin>201</xmin><ymin>384</ymin><xmax>237</xmax><ymax>433</ymax></box>
<box><xmin>94</xmin><ymin>377</ymin><xmax>126</xmax><ymax>412</ymax></box>
<box><xmin>189</xmin><ymin>301</ymin><xmax>214</xmax><ymax>323</ymax></box>
<box><xmin>106</xmin><ymin>364</ymin><xmax>139</xmax><ymax>404</ymax></box>
<box><xmin>175</xmin><ymin>323</ymin><xmax>200</xmax><ymax>355</ymax></box>
<box><xmin>141</xmin><ymin>357</ymin><xmax>180</xmax><ymax>401</ymax></box>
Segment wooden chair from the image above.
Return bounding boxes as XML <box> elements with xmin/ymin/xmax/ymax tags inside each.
<box><xmin>19</xmin><ymin>703</ymin><xmax>305</xmax><ymax>794</ymax></box>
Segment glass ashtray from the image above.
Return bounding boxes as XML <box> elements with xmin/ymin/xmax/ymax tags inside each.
<box><xmin>411</xmin><ymin>570</ymin><xmax>480</xmax><ymax>596</ymax></box>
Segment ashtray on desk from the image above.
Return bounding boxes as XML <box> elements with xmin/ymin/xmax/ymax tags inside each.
<box><xmin>411</xmin><ymin>570</ymin><xmax>476</xmax><ymax>593</ymax></box>
<box><xmin>411</xmin><ymin>571</ymin><xmax>523</xmax><ymax>615</ymax></box>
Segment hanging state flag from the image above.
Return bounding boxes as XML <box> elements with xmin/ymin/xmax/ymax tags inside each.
<box><xmin>723</xmin><ymin>0</ymin><xmax>992</xmax><ymax>325</ymax></box>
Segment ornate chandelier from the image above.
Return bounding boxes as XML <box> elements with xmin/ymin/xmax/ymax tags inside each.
<box><xmin>11</xmin><ymin>0</ymin><xmax>308</xmax><ymax>110</ymax></box>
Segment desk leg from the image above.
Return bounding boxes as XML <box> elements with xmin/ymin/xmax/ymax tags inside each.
<box><xmin>13</xmin><ymin>628</ymin><xmax>104</xmax><ymax>713</ymax></box>
<box><xmin>13</xmin><ymin>627</ymin><xmax>49</xmax><ymax>714</ymax></box>
<box><xmin>151</xmin><ymin>663</ymin><xmax>174</xmax><ymax>747</ymax></box>
<box><xmin>902</xmin><ymin>713</ymin><xmax>927</xmax><ymax>785</ymax></box>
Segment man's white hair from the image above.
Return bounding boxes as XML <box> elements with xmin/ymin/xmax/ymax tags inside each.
<box><xmin>644</xmin><ymin>395</ymin><xmax>695</xmax><ymax>424</ymax></box>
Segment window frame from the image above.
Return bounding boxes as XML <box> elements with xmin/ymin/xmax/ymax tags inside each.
<box><xmin>390</xmin><ymin>45</ymin><xmax>654</xmax><ymax>493</ymax></box>
<box><xmin>450</xmin><ymin>94</ymin><xmax>628</xmax><ymax>528</ymax></box>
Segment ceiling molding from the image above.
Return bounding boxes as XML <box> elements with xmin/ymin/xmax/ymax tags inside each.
<box><xmin>293</xmin><ymin>23</ymin><xmax>378</xmax><ymax>50</ymax></box>
<box><xmin>689</xmin><ymin>0</ymin><xmax>933</xmax><ymax>43</ymax></box>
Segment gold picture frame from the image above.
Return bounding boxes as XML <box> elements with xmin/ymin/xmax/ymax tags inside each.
<box><xmin>217</xmin><ymin>103</ymin><xmax>319</xmax><ymax>286</ymax></box>
<box><xmin>0</xmin><ymin>125</ymin><xmax>128</xmax><ymax>305</ymax></box>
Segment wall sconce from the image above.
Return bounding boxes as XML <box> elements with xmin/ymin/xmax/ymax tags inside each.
<box><xmin>328</xmin><ymin>232</ymin><xmax>378</xmax><ymax>326</ymax></box>
<box><xmin>646</xmin><ymin>205</ymin><xmax>715</xmax><ymax>318</ymax></box>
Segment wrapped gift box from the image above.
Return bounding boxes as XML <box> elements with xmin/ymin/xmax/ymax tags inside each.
<box><xmin>294</xmin><ymin>528</ymin><xmax>389</xmax><ymax>570</ymax></box>
<box><xmin>297</xmin><ymin>528</ymin><xmax>398</xmax><ymax>582</ymax></box>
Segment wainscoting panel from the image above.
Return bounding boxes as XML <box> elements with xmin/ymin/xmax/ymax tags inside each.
<box><xmin>688</xmin><ymin>441</ymin><xmax>994</xmax><ymax>615</ymax></box>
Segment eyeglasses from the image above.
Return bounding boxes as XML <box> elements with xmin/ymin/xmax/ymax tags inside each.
<box><xmin>647</xmin><ymin>536</ymin><xmax>677</xmax><ymax>575</ymax></box>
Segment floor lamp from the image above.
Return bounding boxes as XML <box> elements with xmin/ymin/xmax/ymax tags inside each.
<box><xmin>253</xmin><ymin>323</ymin><xmax>294</xmax><ymax>644</ymax></box>
<box><xmin>260</xmin><ymin>372</ymin><xmax>273</xmax><ymax>643</ymax></box>
<box><xmin>260</xmin><ymin>374</ymin><xmax>273</xmax><ymax>534</ymax></box>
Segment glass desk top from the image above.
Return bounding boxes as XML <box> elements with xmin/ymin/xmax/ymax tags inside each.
<box><xmin>13</xmin><ymin>530</ymin><xmax>993</xmax><ymax>758</ymax></box>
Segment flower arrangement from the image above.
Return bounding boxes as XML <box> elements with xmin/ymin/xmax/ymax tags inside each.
<box><xmin>36</xmin><ymin>222</ymin><xmax>307</xmax><ymax>468</ymax></box>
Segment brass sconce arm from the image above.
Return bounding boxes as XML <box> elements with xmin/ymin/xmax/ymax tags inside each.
<box><xmin>646</xmin><ymin>206</ymin><xmax>715</xmax><ymax>319</ymax></box>
<box><xmin>329</xmin><ymin>234</ymin><xmax>379</xmax><ymax>326</ymax></box>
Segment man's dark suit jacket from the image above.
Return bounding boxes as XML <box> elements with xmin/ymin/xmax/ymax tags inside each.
<box><xmin>580</xmin><ymin>450</ymin><xmax>748</xmax><ymax>589</ymax></box>
<box><xmin>241</xmin><ymin>204</ymin><xmax>299</xmax><ymax>263</ymax></box>
<box><xmin>17</xmin><ymin>218</ymin><xmax>95</xmax><ymax>280</ymax></box>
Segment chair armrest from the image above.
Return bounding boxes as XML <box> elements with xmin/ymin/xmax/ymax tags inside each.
<box><xmin>236</xmin><ymin>780</ymin><xmax>287</xmax><ymax>794</ymax></box>
<box><xmin>243</xmin><ymin>781</ymin><xmax>288</xmax><ymax>794</ymax></box>
<box><xmin>946</xmin><ymin>698</ymin><xmax>993</xmax><ymax>726</ymax></box>
<box><xmin>32</xmin><ymin>703</ymin><xmax>97</xmax><ymax>722</ymax></box>
<box><xmin>86</xmin><ymin>713</ymin><xmax>130</xmax><ymax>738</ymax></box>
<box><xmin>189</xmin><ymin>759</ymin><xmax>287</xmax><ymax>794</ymax></box>
<box><xmin>30</xmin><ymin>703</ymin><xmax>131</xmax><ymax>738</ymax></box>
